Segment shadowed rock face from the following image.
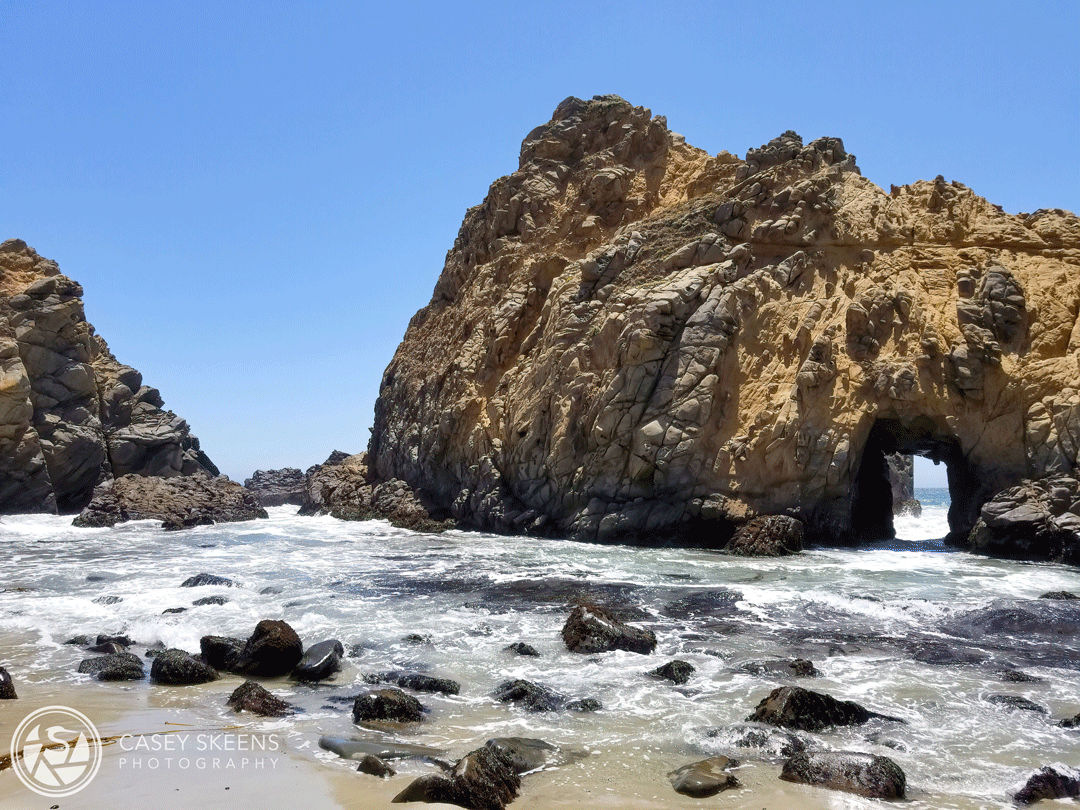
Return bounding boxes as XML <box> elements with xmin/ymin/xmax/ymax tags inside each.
<box><xmin>369</xmin><ymin>95</ymin><xmax>1079</xmax><ymax>548</ymax></box>
<box><xmin>0</xmin><ymin>239</ymin><xmax>220</xmax><ymax>514</ymax></box>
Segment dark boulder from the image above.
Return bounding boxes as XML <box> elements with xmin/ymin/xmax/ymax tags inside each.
<box><xmin>78</xmin><ymin>652</ymin><xmax>144</xmax><ymax>681</ymax></box>
<box><xmin>942</xmin><ymin>599</ymin><xmax>1080</xmax><ymax>642</ymax></box>
<box><xmin>0</xmin><ymin>666</ymin><xmax>17</xmax><ymax>699</ymax></box>
<box><xmin>561</xmin><ymin>602</ymin><xmax>656</xmax><ymax>654</ymax></box>
<box><xmin>725</xmin><ymin>515</ymin><xmax>803</xmax><ymax>556</ymax></box>
<box><xmin>243</xmin><ymin>468</ymin><xmax>306</xmax><ymax>507</ymax></box>
<box><xmin>484</xmin><ymin>738</ymin><xmax>559</xmax><ymax>775</ymax></box>
<box><xmin>92</xmin><ymin>595</ymin><xmax>122</xmax><ymax>605</ymax></box>
<box><xmin>781</xmin><ymin>751</ymin><xmax>906</xmax><ymax>799</ymax></box>
<box><xmin>363</xmin><ymin>671</ymin><xmax>460</xmax><ymax>695</ymax></box>
<box><xmin>199</xmin><ymin>635</ymin><xmax>245</xmax><ymax>672</ymax></box>
<box><xmin>1001</xmin><ymin>669</ymin><xmax>1045</xmax><ymax>683</ymax></box>
<box><xmin>985</xmin><ymin>694</ymin><xmax>1048</xmax><ymax>714</ymax></box>
<box><xmin>1060</xmin><ymin>712</ymin><xmax>1080</xmax><ymax>728</ymax></box>
<box><xmin>357</xmin><ymin>754</ymin><xmax>396</xmax><ymax>778</ymax></box>
<box><xmin>181</xmin><ymin>573</ymin><xmax>234</xmax><ymax>588</ymax></box>
<box><xmin>493</xmin><ymin>679</ymin><xmax>564</xmax><ymax>713</ymax></box>
<box><xmin>737</xmin><ymin>658</ymin><xmax>819</xmax><ymax>677</ymax></box>
<box><xmin>566</xmin><ymin>698</ymin><xmax>602</xmax><ymax>712</ymax></box>
<box><xmin>149</xmin><ymin>648</ymin><xmax>219</xmax><ymax>685</ymax></box>
<box><xmin>1012</xmin><ymin>766</ymin><xmax>1080</xmax><ymax>805</ymax></box>
<box><xmin>294</xmin><ymin>639</ymin><xmax>345</xmax><ymax>681</ymax></box>
<box><xmin>747</xmin><ymin>686</ymin><xmax>902</xmax><ymax>732</ymax></box>
<box><xmin>353</xmin><ymin>688</ymin><xmax>426</xmax><ymax>723</ymax></box>
<box><xmin>504</xmin><ymin>642</ymin><xmax>540</xmax><ymax>657</ymax></box>
<box><xmin>162</xmin><ymin>607</ymin><xmax>187</xmax><ymax>614</ymax></box>
<box><xmin>667</xmin><ymin>756</ymin><xmax>740</xmax><ymax>798</ymax></box>
<box><xmin>391</xmin><ymin>744</ymin><xmax>520</xmax><ymax>810</ymax></box>
<box><xmin>226</xmin><ymin>680</ymin><xmax>295</xmax><ymax>717</ymax></box>
<box><xmin>235</xmin><ymin>620</ymin><xmax>303</xmax><ymax>676</ymax></box>
<box><xmin>1040</xmin><ymin>590</ymin><xmax>1079</xmax><ymax>600</ymax></box>
<box><xmin>96</xmin><ymin>634</ymin><xmax>133</xmax><ymax>647</ymax></box>
<box><xmin>647</xmin><ymin>659</ymin><xmax>695</xmax><ymax>685</ymax></box>
<box><xmin>88</xmin><ymin>641</ymin><xmax>127</xmax><ymax>653</ymax></box>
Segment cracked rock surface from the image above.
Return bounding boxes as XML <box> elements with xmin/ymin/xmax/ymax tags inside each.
<box><xmin>370</xmin><ymin>95</ymin><xmax>1079</xmax><ymax>547</ymax></box>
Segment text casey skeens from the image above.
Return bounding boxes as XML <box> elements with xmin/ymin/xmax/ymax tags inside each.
<box><xmin>117</xmin><ymin>732</ymin><xmax>281</xmax><ymax>769</ymax></box>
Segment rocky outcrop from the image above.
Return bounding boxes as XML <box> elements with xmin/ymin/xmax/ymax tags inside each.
<box><xmin>780</xmin><ymin>752</ymin><xmax>906</xmax><ymax>799</ymax></box>
<box><xmin>746</xmin><ymin>686</ymin><xmax>902</xmax><ymax>732</ymax></box>
<box><xmin>723</xmin><ymin>515</ymin><xmax>803</xmax><ymax>556</ymax></box>
<box><xmin>962</xmin><ymin>473</ymin><xmax>1080</xmax><ymax>563</ymax></box>
<box><xmin>298</xmin><ymin>451</ymin><xmax>453</xmax><ymax>532</ymax></box>
<box><xmin>0</xmin><ymin>239</ymin><xmax>221</xmax><ymax>514</ymax></box>
<box><xmin>243</xmin><ymin>468</ymin><xmax>305</xmax><ymax>507</ymax></box>
<box><xmin>561</xmin><ymin>602</ymin><xmax>657</xmax><ymax>654</ymax></box>
<box><xmin>72</xmin><ymin>474</ymin><xmax>267</xmax><ymax>529</ymax></box>
<box><xmin>368</xmin><ymin>95</ymin><xmax>1080</xmax><ymax>549</ymax></box>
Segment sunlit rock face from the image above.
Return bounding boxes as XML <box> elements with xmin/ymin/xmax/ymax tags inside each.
<box><xmin>370</xmin><ymin>95</ymin><xmax>1080</xmax><ymax>546</ymax></box>
<box><xmin>0</xmin><ymin>239</ymin><xmax>219</xmax><ymax>514</ymax></box>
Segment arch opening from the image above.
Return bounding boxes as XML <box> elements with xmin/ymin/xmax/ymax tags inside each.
<box><xmin>849</xmin><ymin>417</ymin><xmax>981</xmax><ymax>544</ymax></box>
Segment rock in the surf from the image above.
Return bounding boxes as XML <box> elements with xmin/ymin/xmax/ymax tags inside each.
<box><xmin>392</xmin><ymin>744</ymin><xmax>520</xmax><ymax>809</ymax></box>
<box><xmin>747</xmin><ymin>686</ymin><xmax>902</xmax><ymax>732</ymax></box>
<box><xmin>725</xmin><ymin>515</ymin><xmax>804</xmax><ymax>556</ymax></box>
<box><xmin>648</xmin><ymin>659</ymin><xmax>695</xmax><ymax>684</ymax></box>
<box><xmin>234</xmin><ymin>619</ymin><xmax>303</xmax><ymax>676</ymax></box>
<box><xmin>294</xmin><ymin>639</ymin><xmax>345</xmax><ymax>681</ymax></box>
<box><xmin>363</xmin><ymin>671</ymin><xmax>460</xmax><ymax>695</ymax></box>
<box><xmin>353</xmin><ymin>688</ymin><xmax>426</xmax><ymax>723</ymax></box>
<box><xmin>78</xmin><ymin>652</ymin><xmax>144</xmax><ymax>681</ymax></box>
<box><xmin>562</xmin><ymin>602</ymin><xmax>656</xmax><ymax>654</ymax></box>
<box><xmin>199</xmin><ymin>635</ymin><xmax>245</xmax><ymax>672</ymax></box>
<box><xmin>493</xmin><ymin>679</ymin><xmax>564</xmax><ymax>713</ymax></box>
<box><xmin>667</xmin><ymin>755</ymin><xmax>740</xmax><ymax>797</ymax></box>
<box><xmin>226</xmin><ymin>680</ymin><xmax>295</xmax><ymax>717</ymax></box>
<box><xmin>150</xmin><ymin>648</ymin><xmax>219</xmax><ymax>685</ymax></box>
<box><xmin>780</xmin><ymin>751</ymin><xmax>906</xmax><ymax>799</ymax></box>
<box><xmin>0</xmin><ymin>666</ymin><xmax>17</xmax><ymax>698</ymax></box>
<box><xmin>1012</xmin><ymin>766</ymin><xmax>1080</xmax><ymax>805</ymax></box>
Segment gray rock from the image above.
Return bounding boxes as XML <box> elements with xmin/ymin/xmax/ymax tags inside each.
<box><xmin>149</xmin><ymin>648</ymin><xmax>219</xmax><ymax>685</ymax></box>
<box><xmin>243</xmin><ymin>468</ymin><xmax>305</xmax><ymax>507</ymax></box>
<box><xmin>737</xmin><ymin>658</ymin><xmax>819</xmax><ymax>677</ymax></box>
<box><xmin>985</xmin><ymin>694</ymin><xmax>1047</xmax><ymax>714</ymax></box>
<box><xmin>73</xmin><ymin>474</ymin><xmax>266</xmax><ymax>529</ymax></box>
<box><xmin>192</xmin><ymin>595</ymin><xmax>229</xmax><ymax>606</ymax></box>
<box><xmin>318</xmin><ymin>735</ymin><xmax>447</xmax><ymax>762</ymax></box>
<box><xmin>725</xmin><ymin>515</ymin><xmax>804</xmax><ymax>556</ymax></box>
<box><xmin>781</xmin><ymin>751</ymin><xmax>906</xmax><ymax>799</ymax></box>
<box><xmin>294</xmin><ymin>639</ymin><xmax>344</xmax><ymax>681</ymax></box>
<box><xmin>562</xmin><ymin>602</ymin><xmax>656</xmax><ymax>654</ymax></box>
<box><xmin>667</xmin><ymin>756</ymin><xmax>740</xmax><ymax>798</ymax></box>
<box><xmin>78</xmin><ymin>652</ymin><xmax>144</xmax><ymax>681</ymax></box>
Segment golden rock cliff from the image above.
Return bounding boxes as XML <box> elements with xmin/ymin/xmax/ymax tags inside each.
<box><xmin>370</xmin><ymin>95</ymin><xmax>1080</xmax><ymax>545</ymax></box>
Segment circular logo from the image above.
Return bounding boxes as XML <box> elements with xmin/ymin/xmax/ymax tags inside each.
<box><xmin>10</xmin><ymin>705</ymin><xmax>102</xmax><ymax>797</ymax></box>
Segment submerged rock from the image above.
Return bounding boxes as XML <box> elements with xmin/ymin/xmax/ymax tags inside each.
<box><xmin>780</xmin><ymin>751</ymin><xmax>906</xmax><ymax>799</ymax></box>
<box><xmin>493</xmin><ymin>679</ymin><xmax>563</xmax><ymax>713</ymax></box>
<box><xmin>180</xmin><ymin>573</ymin><xmax>234</xmax><ymax>588</ymax></box>
<box><xmin>294</xmin><ymin>639</ymin><xmax>344</xmax><ymax>681</ymax></box>
<box><xmin>319</xmin><ymin>735</ymin><xmax>448</xmax><ymax>762</ymax></box>
<box><xmin>647</xmin><ymin>659</ymin><xmax>695</xmax><ymax>685</ymax></box>
<box><xmin>353</xmin><ymin>688</ymin><xmax>426</xmax><ymax>723</ymax></box>
<box><xmin>667</xmin><ymin>756</ymin><xmax>740</xmax><ymax>798</ymax></box>
<box><xmin>192</xmin><ymin>595</ymin><xmax>229</xmax><ymax>606</ymax></box>
<box><xmin>504</xmin><ymin>642</ymin><xmax>540</xmax><ymax>657</ymax></box>
<box><xmin>705</xmin><ymin>722</ymin><xmax>811</xmax><ymax>761</ymax></box>
<box><xmin>78</xmin><ymin>652</ymin><xmax>144</xmax><ymax>681</ymax></box>
<box><xmin>747</xmin><ymin>686</ymin><xmax>902</xmax><ymax>732</ymax></box>
<box><xmin>363</xmin><ymin>671</ymin><xmax>460</xmax><ymax>695</ymax></box>
<box><xmin>484</xmin><ymin>738</ymin><xmax>560</xmax><ymax>775</ymax></box>
<box><xmin>562</xmin><ymin>602</ymin><xmax>656</xmax><ymax>654</ymax></box>
<box><xmin>1012</xmin><ymin>766</ymin><xmax>1080</xmax><ymax>805</ymax></box>
<box><xmin>725</xmin><ymin>515</ymin><xmax>803</xmax><ymax>556</ymax></box>
<box><xmin>226</xmin><ymin>680</ymin><xmax>295</xmax><ymax>717</ymax></box>
<box><xmin>737</xmin><ymin>658</ymin><xmax>819</xmax><ymax>677</ymax></box>
<box><xmin>985</xmin><ymin>694</ymin><xmax>1048</xmax><ymax>714</ymax></box>
<box><xmin>149</xmin><ymin>649</ymin><xmax>219</xmax><ymax>685</ymax></box>
<box><xmin>0</xmin><ymin>666</ymin><xmax>17</xmax><ymax>698</ymax></box>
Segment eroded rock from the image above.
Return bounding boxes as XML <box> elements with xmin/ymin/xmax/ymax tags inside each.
<box><xmin>562</xmin><ymin>602</ymin><xmax>656</xmax><ymax>654</ymax></box>
<box><xmin>78</xmin><ymin>652</ymin><xmax>144</xmax><ymax>681</ymax></box>
<box><xmin>780</xmin><ymin>751</ymin><xmax>906</xmax><ymax>799</ymax></box>
<box><xmin>226</xmin><ymin>680</ymin><xmax>295</xmax><ymax>717</ymax></box>
<box><xmin>667</xmin><ymin>756</ymin><xmax>740</xmax><ymax>798</ymax></box>
<box><xmin>747</xmin><ymin>686</ymin><xmax>902</xmax><ymax>732</ymax></box>
<box><xmin>353</xmin><ymin>688</ymin><xmax>426</xmax><ymax>723</ymax></box>
<box><xmin>0</xmin><ymin>666</ymin><xmax>17</xmax><ymax>698</ymax></box>
<box><xmin>149</xmin><ymin>649</ymin><xmax>219</xmax><ymax>685</ymax></box>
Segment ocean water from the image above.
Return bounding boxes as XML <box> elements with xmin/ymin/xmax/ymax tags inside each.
<box><xmin>1</xmin><ymin>489</ymin><xmax>1079</xmax><ymax>808</ymax></box>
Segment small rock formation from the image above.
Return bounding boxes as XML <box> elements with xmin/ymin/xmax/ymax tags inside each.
<box><xmin>353</xmin><ymin>688</ymin><xmax>426</xmax><ymax>723</ymax></box>
<box><xmin>181</xmin><ymin>573</ymin><xmax>235</xmax><ymax>587</ymax></box>
<box><xmin>73</xmin><ymin>473</ymin><xmax>267</xmax><ymax>529</ymax></box>
<box><xmin>367</xmin><ymin>95</ymin><xmax>1080</xmax><ymax>552</ymax></box>
<box><xmin>77</xmin><ymin>652</ymin><xmax>145</xmax><ymax>681</ymax></box>
<box><xmin>364</xmin><ymin>671</ymin><xmax>460</xmax><ymax>695</ymax></box>
<box><xmin>483</xmin><ymin>738</ymin><xmax>560</xmax><ymax>774</ymax></box>
<box><xmin>294</xmin><ymin>639</ymin><xmax>345</xmax><ymax>681</ymax></box>
<box><xmin>0</xmin><ymin>666</ymin><xmax>17</xmax><ymax>698</ymax></box>
<box><xmin>963</xmin><ymin>474</ymin><xmax>1080</xmax><ymax>563</ymax></box>
<box><xmin>149</xmin><ymin>649</ymin><xmax>219</xmax><ymax>685</ymax></box>
<box><xmin>226</xmin><ymin>680</ymin><xmax>295</xmax><ymax>716</ymax></box>
<box><xmin>705</xmin><ymin>723</ymin><xmax>810</xmax><ymax>761</ymax></box>
<box><xmin>780</xmin><ymin>751</ymin><xmax>906</xmax><ymax>799</ymax></box>
<box><xmin>887</xmin><ymin>453</ymin><xmax>922</xmax><ymax>516</ymax></box>
<box><xmin>504</xmin><ymin>642</ymin><xmax>540</xmax><ymax>657</ymax></box>
<box><xmin>985</xmin><ymin>694</ymin><xmax>1047</xmax><ymax>714</ymax></box>
<box><xmin>492</xmin><ymin>679</ymin><xmax>563</xmax><ymax>713</ymax></box>
<box><xmin>243</xmin><ymin>468</ymin><xmax>305</xmax><ymax>506</ymax></box>
<box><xmin>561</xmin><ymin>602</ymin><xmax>657</xmax><ymax>654</ymax></box>
<box><xmin>298</xmin><ymin>451</ymin><xmax>453</xmax><ymax>532</ymax></box>
<box><xmin>392</xmin><ymin>744</ymin><xmax>520</xmax><ymax>809</ymax></box>
<box><xmin>723</xmin><ymin>515</ymin><xmax>803</xmax><ymax>556</ymax></box>
<box><xmin>357</xmin><ymin>754</ymin><xmax>396</xmax><ymax>778</ymax></box>
<box><xmin>747</xmin><ymin>686</ymin><xmax>901</xmax><ymax>732</ymax></box>
<box><xmin>199</xmin><ymin>635</ymin><xmax>245</xmax><ymax>671</ymax></box>
<box><xmin>737</xmin><ymin>658</ymin><xmax>819</xmax><ymax>678</ymax></box>
<box><xmin>667</xmin><ymin>756</ymin><xmax>740</xmax><ymax>798</ymax></box>
<box><xmin>647</xmin><ymin>659</ymin><xmax>695</xmax><ymax>684</ymax></box>
<box><xmin>0</xmin><ymin>239</ymin><xmax>225</xmax><ymax>515</ymax></box>
<box><xmin>1012</xmin><ymin>766</ymin><xmax>1080</xmax><ymax>805</ymax></box>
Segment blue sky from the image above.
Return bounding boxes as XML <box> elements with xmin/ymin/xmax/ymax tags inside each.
<box><xmin>2</xmin><ymin>1</ymin><xmax>1077</xmax><ymax>488</ymax></box>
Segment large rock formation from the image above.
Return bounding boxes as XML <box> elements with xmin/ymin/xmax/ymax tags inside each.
<box><xmin>0</xmin><ymin>239</ymin><xmax>221</xmax><ymax>514</ymax></box>
<box><xmin>369</xmin><ymin>95</ymin><xmax>1080</xmax><ymax>547</ymax></box>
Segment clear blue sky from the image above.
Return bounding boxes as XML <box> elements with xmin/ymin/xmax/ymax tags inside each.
<box><xmin>2</xmin><ymin>1</ymin><xmax>1077</xmax><ymax>487</ymax></box>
